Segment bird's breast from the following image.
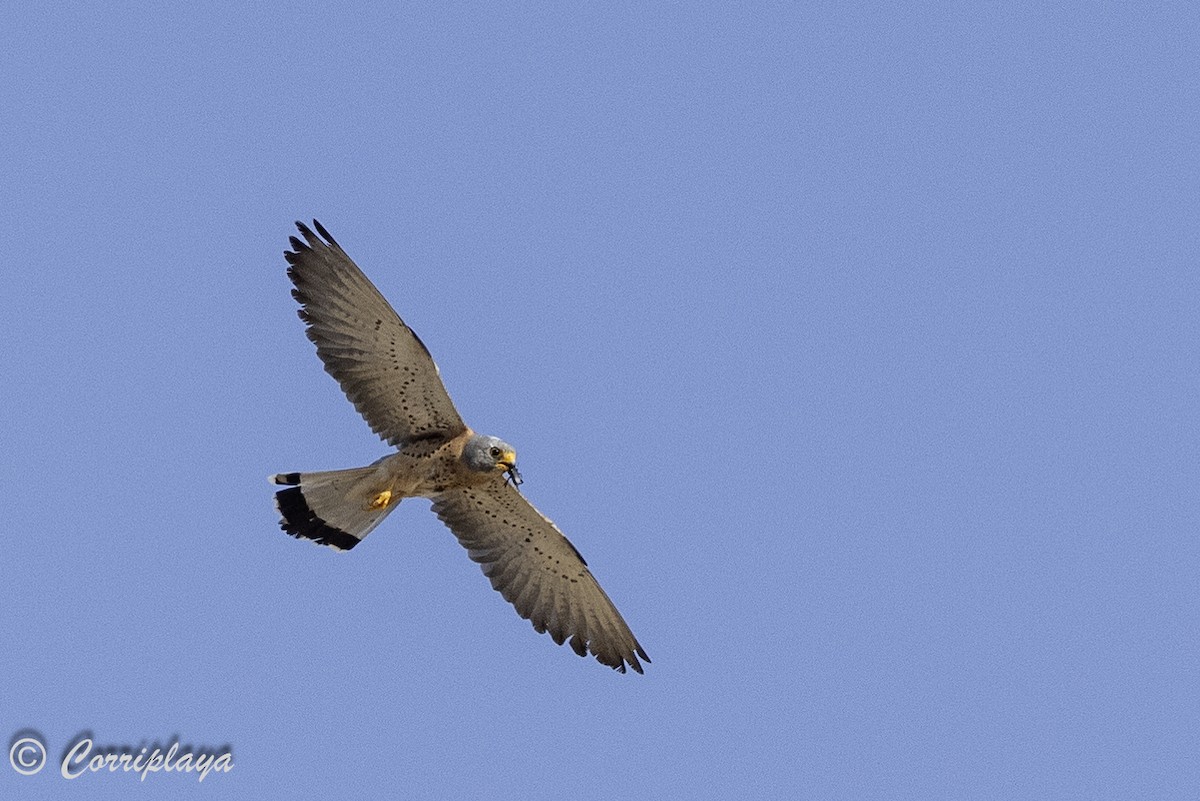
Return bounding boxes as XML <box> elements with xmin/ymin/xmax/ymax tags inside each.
<box><xmin>387</xmin><ymin>434</ymin><xmax>478</xmax><ymax>498</ymax></box>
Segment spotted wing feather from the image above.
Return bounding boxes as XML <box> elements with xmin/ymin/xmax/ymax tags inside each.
<box><xmin>284</xmin><ymin>220</ymin><xmax>466</xmax><ymax>445</ymax></box>
<box><xmin>431</xmin><ymin>482</ymin><xmax>649</xmax><ymax>673</ymax></box>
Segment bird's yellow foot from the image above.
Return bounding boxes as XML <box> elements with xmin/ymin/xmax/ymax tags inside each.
<box><xmin>369</xmin><ymin>490</ymin><xmax>393</xmax><ymax>510</ymax></box>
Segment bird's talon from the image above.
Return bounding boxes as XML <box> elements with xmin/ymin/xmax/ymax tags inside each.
<box><xmin>369</xmin><ymin>490</ymin><xmax>393</xmax><ymax>510</ymax></box>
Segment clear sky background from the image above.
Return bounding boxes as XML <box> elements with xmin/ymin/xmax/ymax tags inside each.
<box><xmin>2</xmin><ymin>3</ymin><xmax>1198</xmax><ymax>799</ymax></box>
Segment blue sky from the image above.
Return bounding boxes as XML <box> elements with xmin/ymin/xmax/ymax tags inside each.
<box><xmin>3</xmin><ymin>3</ymin><xmax>1198</xmax><ymax>799</ymax></box>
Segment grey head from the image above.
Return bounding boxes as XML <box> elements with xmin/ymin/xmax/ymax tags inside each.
<box><xmin>462</xmin><ymin>434</ymin><xmax>523</xmax><ymax>486</ymax></box>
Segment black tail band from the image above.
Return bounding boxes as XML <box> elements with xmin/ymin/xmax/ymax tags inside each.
<box><xmin>274</xmin><ymin>486</ymin><xmax>361</xmax><ymax>550</ymax></box>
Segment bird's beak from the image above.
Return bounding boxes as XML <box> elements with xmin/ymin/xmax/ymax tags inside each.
<box><xmin>498</xmin><ymin>451</ymin><xmax>523</xmax><ymax>486</ymax></box>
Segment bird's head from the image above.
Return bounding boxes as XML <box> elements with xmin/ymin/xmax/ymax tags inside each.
<box><xmin>463</xmin><ymin>434</ymin><xmax>522</xmax><ymax>486</ymax></box>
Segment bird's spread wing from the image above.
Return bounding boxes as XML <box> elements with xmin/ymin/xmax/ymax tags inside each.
<box><xmin>431</xmin><ymin>482</ymin><xmax>649</xmax><ymax>673</ymax></box>
<box><xmin>284</xmin><ymin>220</ymin><xmax>466</xmax><ymax>445</ymax></box>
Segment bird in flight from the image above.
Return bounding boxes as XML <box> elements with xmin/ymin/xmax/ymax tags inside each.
<box><xmin>270</xmin><ymin>221</ymin><xmax>649</xmax><ymax>673</ymax></box>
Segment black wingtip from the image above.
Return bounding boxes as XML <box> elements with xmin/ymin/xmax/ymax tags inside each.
<box><xmin>289</xmin><ymin>219</ymin><xmax>339</xmax><ymax>252</ymax></box>
<box><xmin>284</xmin><ymin>233</ymin><xmax>309</xmax><ymax>266</ymax></box>
<box><xmin>617</xmin><ymin>655</ymin><xmax>645</xmax><ymax>675</ymax></box>
<box><xmin>593</xmin><ymin>648</ymin><xmax>647</xmax><ymax>674</ymax></box>
<box><xmin>312</xmin><ymin>219</ymin><xmax>339</xmax><ymax>247</ymax></box>
<box><xmin>609</xmin><ymin>645</ymin><xmax>650</xmax><ymax>674</ymax></box>
<box><xmin>274</xmin><ymin>486</ymin><xmax>361</xmax><ymax>551</ymax></box>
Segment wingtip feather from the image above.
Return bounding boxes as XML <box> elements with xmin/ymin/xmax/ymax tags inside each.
<box><xmin>312</xmin><ymin>218</ymin><xmax>339</xmax><ymax>247</ymax></box>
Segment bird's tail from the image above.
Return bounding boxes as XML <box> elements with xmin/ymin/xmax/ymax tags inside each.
<box><xmin>269</xmin><ymin>466</ymin><xmax>399</xmax><ymax>551</ymax></box>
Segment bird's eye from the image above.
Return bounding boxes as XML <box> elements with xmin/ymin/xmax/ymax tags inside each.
<box><xmin>489</xmin><ymin>447</ymin><xmax>502</xmax><ymax>458</ymax></box>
